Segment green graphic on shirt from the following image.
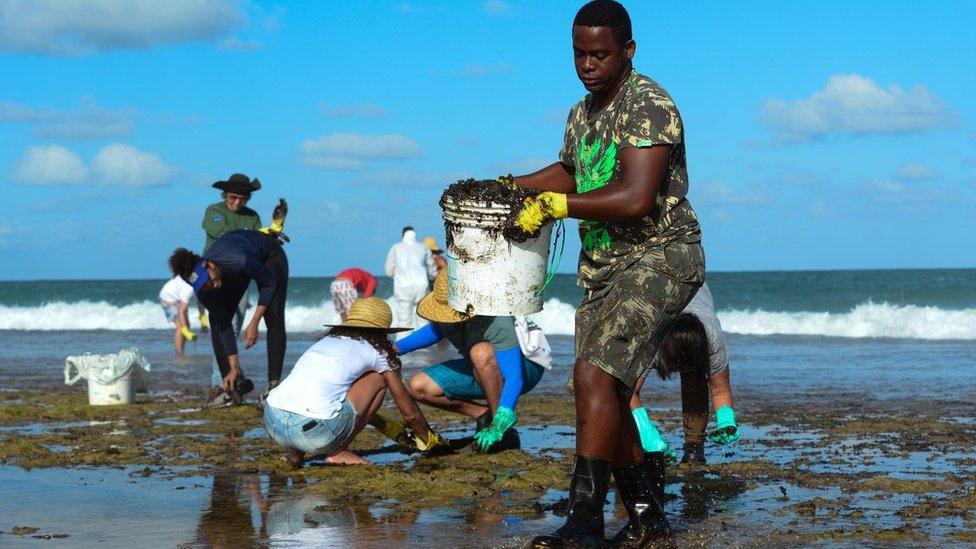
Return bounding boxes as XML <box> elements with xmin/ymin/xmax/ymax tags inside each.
<box><xmin>576</xmin><ymin>136</ymin><xmax>617</xmax><ymax>250</ymax></box>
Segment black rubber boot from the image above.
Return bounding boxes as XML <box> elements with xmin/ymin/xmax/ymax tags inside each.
<box><xmin>644</xmin><ymin>452</ymin><xmax>666</xmax><ymax>505</ymax></box>
<box><xmin>609</xmin><ymin>459</ymin><xmax>671</xmax><ymax>547</ymax></box>
<box><xmin>680</xmin><ymin>442</ymin><xmax>705</xmax><ymax>464</ymax></box>
<box><xmin>530</xmin><ymin>456</ymin><xmax>611</xmax><ymax>548</ymax></box>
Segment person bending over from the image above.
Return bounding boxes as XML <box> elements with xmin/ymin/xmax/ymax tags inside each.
<box><xmin>509</xmin><ymin>2</ymin><xmax>706</xmax><ymax>546</ymax></box>
<box><xmin>330</xmin><ymin>268</ymin><xmax>377</xmax><ymax>322</ymax></box>
<box><xmin>630</xmin><ymin>283</ymin><xmax>740</xmax><ymax>466</ymax></box>
<box><xmin>170</xmin><ymin>229</ymin><xmax>288</xmax><ymax>404</ymax></box>
<box><xmin>392</xmin><ymin>271</ymin><xmax>549</xmax><ymax>453</ymax></box>
<box><xmin>158</xmin><ymin>274</ymin><xmax>198</xmax><ymax>357</ymax></box>
<box><xmin>263</xmin><ymin>298</ymin><xmax>444</xmax><ymax>466</ymax></box>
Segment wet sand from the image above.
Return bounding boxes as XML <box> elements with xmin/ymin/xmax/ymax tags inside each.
<box><xmin>1</xmin><ymin>384</ymin><xmax>974</xmax><ymax>547</ymax></box>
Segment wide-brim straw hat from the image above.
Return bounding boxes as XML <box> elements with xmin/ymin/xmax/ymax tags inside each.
<box><xmin>422</xmin><ymin>235</ymin><xmax>443</xmax><ymax>254</ymax></box>
<box><xmin>324</xmin><ymin>297</ymin><xmax>410</xmax><ymax>333</ymax></box>
<box><xmin>417</xmin><ymin>271</ymin><xmax>471</xmax><ymax>324</ymax></box>
<box><xmin>213</xmin><ymin>173</ymin><xmax>261</xmax><ymax>195</ymax></box>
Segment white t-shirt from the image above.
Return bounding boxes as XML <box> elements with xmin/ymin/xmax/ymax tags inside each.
<box><xmin>159</xmin><ymin>276</ymin><xmax>194</xmax><ymax>304</ymax></box>
<box><xmin>266</xmin><ymin>336</ymin><xmax>396</xmax><ymax>420</ymax></box>
<box><xmin>684</xmin><ymin>283</ymin><xmax>729</xmax><ymax>376</ymax></box>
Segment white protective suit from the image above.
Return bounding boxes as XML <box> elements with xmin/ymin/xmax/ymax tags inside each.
<box><xmin>385</xmin><ymin>230</ymin><xmax>436</xmax><ymax>328</ymax></box>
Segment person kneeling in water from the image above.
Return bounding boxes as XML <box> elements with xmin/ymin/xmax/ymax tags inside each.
<box><xmin>630</xmin><ymin>283</ymin><xmax>740</xmax><ymax>473</ymax></box>
<box><xmin>394</xmin><ymin>271</ymin><xmax>549</xmax><ymax>453</ymax></box>
<box><xmin>263</xmin><ymin>297</ymin><xmax>446</xmax><ymax>466</ymax></box>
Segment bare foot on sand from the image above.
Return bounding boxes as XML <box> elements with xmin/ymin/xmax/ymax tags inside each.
<box><xmin>325</xmin><ymin>450</ymin><xmax>369</xmax><ymax>465</ymax></box>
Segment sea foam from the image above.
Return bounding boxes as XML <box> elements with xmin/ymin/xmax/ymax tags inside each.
<box><xmin>1</xmin><ymin>299</ymin><xmax>974</xmax><ymax>341</ymax></box>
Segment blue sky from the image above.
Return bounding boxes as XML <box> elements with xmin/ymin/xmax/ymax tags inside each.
<box><xmin>0</xmin><ymin>0</ymin><xmax>973</xmax><ymax>280</ymax></box>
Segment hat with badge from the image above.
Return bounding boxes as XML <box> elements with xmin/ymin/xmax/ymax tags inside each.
<box><xmin>213</xmin><ymin>173</ymin><xmax>261</xmax><ymax>195</ymax></box>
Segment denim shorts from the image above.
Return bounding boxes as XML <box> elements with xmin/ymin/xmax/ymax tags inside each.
<box><xmin>263</xmin><ymin>400</ymin><xmax>357</xmax><ymax>456</ymax></box>
<box><xmin>425</xmin><ymin>357</ymin><xmax>545</xmax><ymax>401</ymax></box>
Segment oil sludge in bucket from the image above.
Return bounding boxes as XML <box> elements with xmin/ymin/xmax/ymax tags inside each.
<box><xmin>442</xmin><ymin>194</ymin><xmax>554</xmax><ymax>316</ymax></box>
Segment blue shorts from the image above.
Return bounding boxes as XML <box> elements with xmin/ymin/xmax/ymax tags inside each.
<box><xmin>263</xmin><ymin>401</ymin><xmax>357</xmax><ymax>456</ymax></box>
<box><xmin>424</xmin><ymin>357</ymin><xmax>545</xmax><ymax>401</ymax></box>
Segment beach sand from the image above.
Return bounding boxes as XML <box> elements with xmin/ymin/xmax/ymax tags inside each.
<box><xmin>1</xmin><ymin>384</ymin><xmax>974</xmax><ymax>547</ymax></box>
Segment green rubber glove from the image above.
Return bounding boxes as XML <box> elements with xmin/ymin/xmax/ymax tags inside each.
<box><xmin>473</xmin><ymin>406</ymin><xmax>517</xmax><ymax>452</ymax></box>
<box><xmin>709</xmin><ymin>405</ymin><xmax>740</xmax><ymax>445</ymax></box>
<box><xmin>632</xmin><ymin>407</ymin><xmax>677</xmax><ymax>465</ymax></box>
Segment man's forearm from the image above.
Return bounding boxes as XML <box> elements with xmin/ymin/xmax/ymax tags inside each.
<box><xmin>514</xmin><ymin>162</ymin><xmax>576</xmax><ymax>193</ymax></box>
<box><xmin>249</xmin><ymin>304</ymin><xmax>267</xmax><ymax>326</ymax></box>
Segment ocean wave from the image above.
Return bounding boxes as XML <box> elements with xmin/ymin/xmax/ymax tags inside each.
<box><xmin>1</xmin><ymin>299</ymin><xmax>974</xmax><ymax>341</ymax></box>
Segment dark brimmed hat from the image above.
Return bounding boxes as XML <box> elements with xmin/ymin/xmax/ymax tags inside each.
<box><xmin>213</xmin><ymin>173</ymin><xmax>261</xmax><ymax>195</ymax></box>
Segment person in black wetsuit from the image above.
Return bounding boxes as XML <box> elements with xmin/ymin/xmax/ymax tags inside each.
<box><xmin>169</xmin><ymin>229</ymin><xmax>288</xmax><ymax>403</ymax></box>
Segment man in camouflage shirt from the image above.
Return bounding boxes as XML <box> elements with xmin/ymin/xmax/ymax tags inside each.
<box><xmin>509</xmin><ymin>1</ymin><xmax>705</xmax><ymax>546</ymax></box>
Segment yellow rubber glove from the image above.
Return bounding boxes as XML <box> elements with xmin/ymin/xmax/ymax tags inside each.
<box><xmin>413</xmin><ymin>430</ymin><xmax>449</xmax><ymax>454</ymax></box>
<box><xmin>180</xmin><ymin>325</ymin><xmax>197</xmax><ymax>341</ymax></box>
<box><xmin>258</xmin><ymin>198</ymin><xmax>288</xmax><ymax>234</ymax></box>
<box><xmin>515</xmin><ymin>192</ymin><xmax>568</xmax><ymax>234</ymax></box>
<box><xmin>372</xmin><ymin>412</ymin><xmax>412</xmax><ymax>447</ymax></box>
<box><xmin>198</xmin><ymin>312</ymin><xmax>209</xmax><ymax>332</ymax></box>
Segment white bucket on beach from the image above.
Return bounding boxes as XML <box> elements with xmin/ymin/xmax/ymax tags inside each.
<box><xmin>442</xmin><ymin>196</ymin><xmax>553</xmax><ymax>316</ymax></box>
<box><xmin>64</xmin><ymin>347</ymin><xmax>151</xmax><ymax>405</ymax></box>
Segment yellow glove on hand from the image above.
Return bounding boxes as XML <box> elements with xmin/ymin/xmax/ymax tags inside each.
<box><xmin>259</xmin><ymin>199</ymin><xmax>289</xmax><ymax>240</ymax></box>
<box><xmin>515</xmin><ymin>192</ymin><xmax>568</xmax><ymax>234</ymax></box>
<box><xmin>198</xmin><ymin>312</ymin><xmax>209</xmax><ymax>331</ymax></box>
<box><xmin>372</xmin><ymin>413</ymin><xmax>412</xmax><ymax>447</ymax></box>
<box><xmin>414</xmin><ymin>430</ymin><xmax>448</xmax><ymax>454</ymax></box>
<box><xmin>180</xmin><ymin>325</ymin><xmax>197</xmax><ymax>341</ymax></box>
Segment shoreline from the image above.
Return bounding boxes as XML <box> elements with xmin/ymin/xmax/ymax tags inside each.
<box><xmin>1</xmin><ymin>388</ymin><xmax>974</xmax><ymax>546</ymax></box>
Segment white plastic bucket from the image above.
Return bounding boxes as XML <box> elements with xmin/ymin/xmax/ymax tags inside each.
<box><xmin>86</xmin><ymin>374</ymin><xmax>133</xmax><ymax>405</ymax></box>
<box><xmin>64</xmin><ymin>348</ymin><xmax>151</xmax><ymax>406</ymax></box>
<box><xmin>443</xmin><ymin>196</ymin><xmax>553</xmax><ymax>315</ymax></box>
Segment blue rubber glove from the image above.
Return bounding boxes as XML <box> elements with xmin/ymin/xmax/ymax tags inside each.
<box><xmin>473</xmin><ymin>406</ymin><xmax>517</xmax><ymax>452</ymax></box>
<box><xmin>395</xmin><ymin>323</ymin><xmax>443</xmax><ymax>354</ymax></box>
<box><xmin>709</xmin><ymin>405</ymin><xmax>740</xmax><ymax>445</ymax></box>
<box><xmin>632</xmin><ymin>407</ymin><xmax>677</xmax><ymax>465</ymax></box>
<box><xmin>494</xmin><ymin>346</ymin><xmax>525</xmax><ymax>410</ymax></box>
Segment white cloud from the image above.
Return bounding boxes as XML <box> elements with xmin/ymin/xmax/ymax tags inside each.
<box><xmin>459</xmin><ymin>62</ymin><xmax>512</xmax><ymax>78</ymax></box>
<box><xmin>893</xmin><ymin>163</ymin><xmax>939</xmax><ymax>182</ymax></box>
<box><xmin>92</xmin><ymin>143</ymin><xmax>179</xmax><ymax>187</ymax></box>
<box><xmin>318</xmin><ymin>102</ymin><xmax>389</xmax><ymax>119</ymax></box>
<box><xmin>0</xmin><ymin>99</ymin><xmax>134</xmax><ymax>139</ymax></box>
<box><xmin>0</xmin><ymin>0</ymin><xmax>242</xmax><ymax>56</ymax></box>
<box><xmin>483</xmin><ymin>1</ymin><xmax>511</xmax><ymax>16</ymax></box>
<box><xmin>300</xmin><ymin>133</ymin><xmax>422</xmax><ymax>171</ymax></box>
<box><xmin>12</xmin><ymin>145</ymin><xmax>88</xmax><ymax>185</ymax></box>
<box><xmin>217</xmin><ymin>36</ymin><xmax>261</xmax><ymax>52</ymax></box>
<box><xmin>761</xmin><ymin>74</ymin><xmax>955</xmax><ymax>142</ymax></box>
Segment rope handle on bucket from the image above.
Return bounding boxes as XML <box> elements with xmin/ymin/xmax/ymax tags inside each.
<box><xmin>534</xmin><ymin>219</ymin><xmax>566</xmax><ymax>297</ymax></box>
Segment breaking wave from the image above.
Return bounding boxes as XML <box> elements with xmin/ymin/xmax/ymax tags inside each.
<box><xmin>1</xmin><ymin>299</ymin><xmax>974</xmax><ymax>341</ymax></box>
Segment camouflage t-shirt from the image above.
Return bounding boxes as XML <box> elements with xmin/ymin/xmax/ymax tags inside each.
<box><xmin>559</xmin><ymin>70</ymin><xmax>701</xmax><ymax>288</ymax></box>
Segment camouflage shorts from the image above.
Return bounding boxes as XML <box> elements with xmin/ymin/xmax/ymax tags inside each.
<box><xmin>574</xmin><ymin>241</ymin><xmax>705</xmax><ymax>391</ymax></box>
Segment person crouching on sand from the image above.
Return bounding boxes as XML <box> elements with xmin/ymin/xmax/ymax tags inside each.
<box><xmin>263</xmin><ymin>297</ymin><xmax>448</xmax><ymax>466</ymax></box>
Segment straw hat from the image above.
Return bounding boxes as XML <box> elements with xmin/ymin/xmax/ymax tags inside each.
<box><xmin>422</xmin><ymin>236</ymin><xmax>443</xmax><ymax>254</ymax></box>
<box><xmin>325</xmin><ymin>297</ymin><xmax>410</xmax><ymax>333</ymax></box>
<box><xmin>417</xmin><ymin>271</ymin><xmax>471</xmax><ymax>324</ymax></box>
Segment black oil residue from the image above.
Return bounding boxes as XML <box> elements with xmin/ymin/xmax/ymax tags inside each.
<box><xmin>440</xmin><ymin>177</ymin><xmax>541</xmax><ymax>250</ymax></box>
